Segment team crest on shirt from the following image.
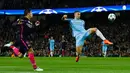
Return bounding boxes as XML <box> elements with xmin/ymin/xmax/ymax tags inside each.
<box><xmin>17</xmin><ymin>19</ymin><xmax>24</xmax><ymax>24</ymax></box>
<box><xmin>26</xmin><ymin>21</ymin><xmax>33</xmax><ymax>28</ymax></box>
<box><xmin>28</xmin><ymin>21</ymin><xmax>32</xmax><ymax>24</ymax></box>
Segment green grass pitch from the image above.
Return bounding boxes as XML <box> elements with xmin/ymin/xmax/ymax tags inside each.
<box><xmin>0</xmin><ymin>57</ymin><xmax>130</xmax><ymax>73</ymax></box>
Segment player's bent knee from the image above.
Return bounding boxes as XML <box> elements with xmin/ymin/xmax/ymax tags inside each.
<box><xmin>89</xmin><ymin>28</ymin><xmax>97</xmax><ymax>33</ymax></box>
<box><xmin>28</xmin><ymin>48</ymin><xmax>34</xmax><ymax>53</ymax></box>
<box><xmin>92</xmin><ymin>28</ymin><xmax>97</xmax><ymax>32</ymax></box>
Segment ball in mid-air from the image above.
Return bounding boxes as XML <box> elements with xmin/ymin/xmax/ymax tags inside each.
<box><xmin>108</xmin><ymin>13</ymin><xmax>116</xmax><ymax>21</ymax></box>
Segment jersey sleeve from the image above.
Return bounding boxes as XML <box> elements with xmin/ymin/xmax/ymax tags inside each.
<box><xmin>25</xmin><ymin>20</ymin><xmax>39</xmax><ymax>34</ymax></box>
<box><xmin>12</xmin><ymin>19</ymin><xmax>24</xmax><ymax>26</ymax></box>
<box><xmin>65</xmin><ymin>18</ymin><xmax>73</xmax><ymax>21</ymax></box>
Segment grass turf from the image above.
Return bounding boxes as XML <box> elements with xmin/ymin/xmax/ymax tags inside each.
<box><xmin>0</xmin><ymin>57</ymin><xmax>130</xmax><ymax>73</ymax></box>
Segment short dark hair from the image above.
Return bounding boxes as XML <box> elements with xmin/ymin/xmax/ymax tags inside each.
<box><xmin>74</xmin><ymin>11</ymin><xmax>80</xmax><ymax>14</ymax></box>
<box><xmin>24</xmin><ymin>9</ymin><xmax>31</xmax><ymax>16</ymax></box>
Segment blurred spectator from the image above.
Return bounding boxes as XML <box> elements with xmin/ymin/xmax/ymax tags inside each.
<box><xmin>1</xmin><ymin>0</ymin><xmax>128</xmax><ymax>9</ymax></box>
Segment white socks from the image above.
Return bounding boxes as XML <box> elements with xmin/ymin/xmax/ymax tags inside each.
<box><xmin>24</xmin><ymin>53</ymin><xmax>27</xmax><ymax>57</ymax></box>
<box><xmin>96</xmin><ymin>29</ymin><xmax>106</xmax><ymax>40</ymax></box>
<box><xmin>103</xmin><ymin>52</ymin><xmax>107</xmax><ymax>57</ymax></box>
<box><xmin>76</xmin><ymin>52</ymin><xmax>80</xmax><ymax>56</ymax></box>
<box><xmin>76</xmin><ymin>52</ymin><xmax>78</xmax><ymax>56</ymax></box>
<box><xmin>50</xmin><ymin>52</ymin><xmax>53</xmax><ymax>57</ymax></box>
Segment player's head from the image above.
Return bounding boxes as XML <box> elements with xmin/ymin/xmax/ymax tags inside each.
<box><xmin>24</xmin><ymin>9</ymin><xmax>33</xmax><ymax>19</ymax></box>
<box><xmin>74</xmin><ymin>11</ymin><xmax>81</xmax><ymax>19</ymax></box>
<box><xmin>51</xmin><ymin>37</ymin><xmax>53</xmax><ymax>39</ymax></box>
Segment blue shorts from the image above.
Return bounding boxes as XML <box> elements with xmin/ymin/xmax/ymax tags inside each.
<box><xmin>75</xmin><ymin>29</ymin><xmax>91</xmax><ymax>47</ymax></box>
<box><xmin>50</xmin><ymin>45</ymin><xmax>54</xmax><ymax>51</ymax></box>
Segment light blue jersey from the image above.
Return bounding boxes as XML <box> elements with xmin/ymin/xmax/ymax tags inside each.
<box><xmin>66</xmin><ymin>18</ymin><xmax>90</xmax><ymax>47</ymax></box>
<box><xmin>67</xmin><ymin>18</ymin><xmax>86</xmax><ymax>37</ymax></box>
<box><xmin>49</xmin><ymin>39</ymin><xmax>55</xmax><ymax>51</ymax></box>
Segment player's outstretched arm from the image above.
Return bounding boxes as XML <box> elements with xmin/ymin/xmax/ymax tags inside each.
<box><xmin>61</xmin><ymin>14</ymin><xmax>68</xmax><ymax>20</ymax></box>
<box><xmin>12</xmin><ymin>19</ymin><xmax>24</xmax><ymax>26</ymax></box>
<box><xmin>61</xmin><ymin>14</ymin><xmax>73</xmax><ymax>21</ymax></box>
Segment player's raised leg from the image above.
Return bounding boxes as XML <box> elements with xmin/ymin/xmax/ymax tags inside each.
<box><xmin>87</xmin><ymin>28</ymin><xmax>113</xmax><ymax>45</ymax></box>
<box><xmin>4</xmin><ymin>42</ymin><xmax>23</xmax><ymax>57</ymax></box>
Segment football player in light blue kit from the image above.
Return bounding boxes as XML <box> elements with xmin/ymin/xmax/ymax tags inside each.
<box><xmin>62</xmin><ymin>11</ymin><xmax>113</xmax><ymax>62</ymax></box>
<box><xmin>49</xmin><ymin>37</ymin><xmax>55</xmax><ymax>57</ymax></box>
<box><xmin>102</xmin><ymin>41</ymin><xmax>108</xmax><ymax>57</ymax></box>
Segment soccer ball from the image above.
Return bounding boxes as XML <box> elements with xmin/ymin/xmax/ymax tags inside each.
<box><xmin>108</xmin><ymin>13</ymin><xmax>116</xmax><ymax>21</ymax></box>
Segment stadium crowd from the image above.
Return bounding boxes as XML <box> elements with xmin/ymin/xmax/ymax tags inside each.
<box><xmin>0</xmin><ymin>0</ymin><xmax>129</xmax><ymax>9</ymax></box>
<box><xmin>0</xmin><ymin>13</ymin><xmax>130</xmax><ymax>57</ymax></box>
